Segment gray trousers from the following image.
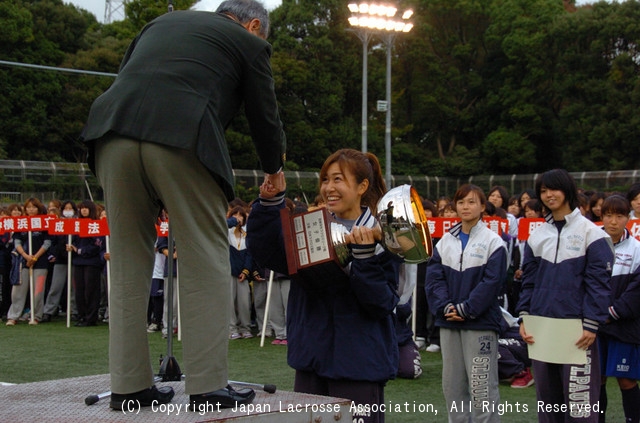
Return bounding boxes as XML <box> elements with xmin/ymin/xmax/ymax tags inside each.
<box><xmin>8</xmin><ymin>268</ymin><xmax>47</xmax><ymax>321</ymax></box>
<box><xmin>43</xmin><ymin>263</ymin><xmax>75</xmax><ymax>316</ymax></box>
<box><xmin>95</xmin><ymin>135</ymin><xmax>230</xmax><ymax>395</ymax></box>
<box><xmin>268</xmin><ymin>278</ymin><xmax>290</xmax><ymax>339</ymax></box>
<box><xmin>229</xmin><ymin>276</ymin><xmax>252</xmax><ymax>334</ymax></box>
<box><xmin>441</xmin><ymin>328</ymin><xmax>501</xmax><ymax>423</ymax></box>
<box><xmin>252</xmin><ymin>277</ymin><xmax>290</xmax><ymax>338</ymax></box>
<box><xmin>252</xmin><ymin>279</ymin><xmax>270</xmax><ymax>334</ymax></box>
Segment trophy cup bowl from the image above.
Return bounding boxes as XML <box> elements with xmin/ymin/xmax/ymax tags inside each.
<box><xmin>280</xmin><ymin>184</ymin><xmax>432</xmax><ymax>277</ymax></box>
<box><xmin>377</xmin><ymin>184</ymin><xmax>432</xmax><ymax>264</ymax></box>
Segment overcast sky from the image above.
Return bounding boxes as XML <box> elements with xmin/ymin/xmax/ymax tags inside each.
<box><xmin>65</xmin><ymin>0</ymin><xmax>283</xmax><ymax>23</ymax></box>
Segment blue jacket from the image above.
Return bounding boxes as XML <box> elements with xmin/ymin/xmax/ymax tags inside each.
<box><xmin>600</xmin><ymin>229</ymin><xmax>640</xmax><ymax>345</ymax></box>
<box><xmin>426</xmin><ymin>219</ymin><xmax>507</xmax><ymax>332</ymax></box>
<box><xmin>246</xmin><ymin>193</ymin><xmax>400</xmax><ymax>383</ymax></box>
<box><xmin>228</xmin><ymin>226</ymin><xmax>254</xmax><ymax>277</ymax></box>
<box><xmin>517</xmin><ymin>208</ymin><xmax>613</xmax><ymax>333</ymax></box>
<box><xmin>71</xmin><ymin>234</ymin><xmax>105</xmax><ymax>268</ymax></box>
<box><xmin>13</xmin><ymin>230</ymin><xmax>51</xmax><ymax>270</ymax></box>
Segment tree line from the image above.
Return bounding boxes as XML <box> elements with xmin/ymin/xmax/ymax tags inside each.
<box><xmin>1</xmin><ymin>0</ymin><xmax>639</xmax><ymax>178</ymax></box>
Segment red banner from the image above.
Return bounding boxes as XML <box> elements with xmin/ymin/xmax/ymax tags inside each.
<box><xmin>156</xmin><ymin>220</ymin><xmax>169</xmax><ymax>237</ymax></box>
<box><xmin>517</xmin><ymin>218</ymin><xmax>546</xmax><ymax>241</ymax></box>
<box><xmin>628</xmin><ymin>220</ymin><xmax>640</xmax><ymax>240</ymax></box>
<box><xmin>45</xmin><ymin>218</ymin><xmax>109</xmax><ymax>237</ymax></box>
<box><xmin>1</xmin><ymin>215</ymin><xmax>57</xmax><ymax>234</ymax></box>
<box><xmin>79</xmin><ymin>219</ymin><xmax>110</xmax><ymax>237</ymax></box>
<box><xmin>48</xmin><ymin>218</ymin><xmax>81</xmax><ymax>236</ymax></box>
<box><xmin>427</xmin><ymin>217</ymin><xmax>509</xmax><ymax>238</ymax></box>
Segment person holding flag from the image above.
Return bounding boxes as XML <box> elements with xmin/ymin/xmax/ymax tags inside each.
<box><xmin>67</xmin><ymin>200</ymin><xmax>106</xmax><ymax>327</ymax></box>
<box><xmin>5</xmin><ymin>198</ymin><xmax>51</xmax><ymax>326</ymax></box>
<box><xmin>42</xmin><ymin>200</ymin><xmax>78</xmax><ymax>323</ymax></box>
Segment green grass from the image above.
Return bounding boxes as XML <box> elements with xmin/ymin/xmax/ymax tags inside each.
<box><xmin>0</xmin><ymin>318</ymin><xmax>627</xmax><ymax>422</ymax></box>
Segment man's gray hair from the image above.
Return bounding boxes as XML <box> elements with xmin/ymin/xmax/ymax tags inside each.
<box><xmin>216</xmin><ymin>0</ymin><xmax>270</xmax><ymax>38</ymax></box>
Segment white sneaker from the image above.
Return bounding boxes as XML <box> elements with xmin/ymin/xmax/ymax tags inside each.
<box><xmin>147</xmin><ymin>323</ymin><xmax>159</xmax><ymax>333</ymax></box>
<box><xmin>415</xmin><ymin>337</ymin><xmax>426</xmax><ymax>350</ymax></box>
<box><xmin>426</xmin><ymin>344</ymin><xmax>441</xmax><ymax>353</ymax></box>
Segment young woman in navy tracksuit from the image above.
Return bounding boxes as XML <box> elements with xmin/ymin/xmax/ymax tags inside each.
<box><xmin>69</xmin><ymin>200</ymin><xmax>106</xmax><ymax>326</ymax></box>
<box><xmin>517</xmin><ymin>169</ymin><xmax>613</xmax><ymax>423</ymax></box>
<box><xmin>598</xmin><ymin>195</ymin><xmax>640</xmax><ymax>423</ymax></box>
<box><xmin>426</xmin><ymin>184</ymin><xmax>507</xmax><ymax>423</ymax></box>
<box><xmin>247</xmin><ymin>149</ymin><xmax>399</xmax><ymax>423</ymax></box>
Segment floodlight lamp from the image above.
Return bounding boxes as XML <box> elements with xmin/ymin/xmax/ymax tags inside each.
<box><xmin>359</xmin><ymin>3</ymin><xmax>370</xmax><ymax>13</ymax></box>
<box><xmin>402</xmin><ymin>23</ymin><xmax>413</xmax><ymax>32</ymax></box>
<box><xmin>348</xmin><ymin>3</ymin><xmax>359</xmax><ymax>13</ymax></box>
<box><xmin>402</xmin><ymin>9</ymin><xmax>413</xmax><ymax>20</ymax></box>
<box><xmin>386</xmin><ymin>7</ymin><xmax>397</xmax><ymax>17</ymax></box>
<box><xmin>348</xmin><ymin>16</ymin><xmax>359</xmax><ymax>26</ymax></box>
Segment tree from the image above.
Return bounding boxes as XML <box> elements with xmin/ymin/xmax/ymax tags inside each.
<box><xmin>551</xmin><ymin>0</ymin><xmax>640</xmax><ymax>170</ymax></box>
<box><xmin>264</xmin><ymin>0</ymin><xmax>363</xmax><ymax>170</ymax></box>
<box><xmin>399</xmin><ymin>0</ymin><xmax>494</xmax><ymax>177</ymax></box>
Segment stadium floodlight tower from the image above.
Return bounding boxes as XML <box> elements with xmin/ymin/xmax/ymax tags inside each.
<box><xmin>347</xmin><ymin>3</ymin><xmax>413</xmax><ymax>187</ymax></box>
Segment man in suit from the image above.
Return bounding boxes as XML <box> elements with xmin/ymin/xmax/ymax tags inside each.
<box><xmin>81</xmin><ymin>0</ymin><xmax>285</xmax><ymax>411</ymax></box>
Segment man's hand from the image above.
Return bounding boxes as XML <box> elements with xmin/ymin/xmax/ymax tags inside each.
<box><xmin>260</xmin><ymin>171</ymin><xmax>286</xmax><ymax>199</ymax></box>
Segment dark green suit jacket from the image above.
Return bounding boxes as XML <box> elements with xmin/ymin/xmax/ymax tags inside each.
<box><xmin>82</xmin><ymin>10</ymin><xmax>285</xmax><ymax>200</ymax></box>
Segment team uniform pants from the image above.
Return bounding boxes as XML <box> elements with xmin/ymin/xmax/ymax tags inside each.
<box><xmin>533</xmin><ymin>343</ymin><xmax>601</xmax><ymax>423</ymax></box>
<box><xmin>440</xmin><ymin>328</ymin><xmax>501</xmax><ymax>423</ymax></box>
<box><xmin>8</xmin><ymin>268</ymin><xmax>47</xmax><ymax>321</ymax></box>
<box><xmin>269</xmin><ymin>278</ymin><xmax>290</xmax><ymax>339</ymax></box>
<box><xmin>229</xmin><ymin>276</ymin><xmax>252</xmax><ymax>335</ymax></box>
<box><xmin>74</xmin><ymin>264</ymin><xmax>103</xmax><ymax>324</ymax></box>
<box><xmin>95</xmin><ymin>135</ymin><xmax>230</xmax><ymax>395</ymax></box>
<box><xmin>43</xmin><ymin>263</ymin><xmax>75</xmax><ymax>316</ymax></box>
<box><xmin>294</xmin><ymin>370</ymin><xmax>385</xmax><ymax>423</ymax></box>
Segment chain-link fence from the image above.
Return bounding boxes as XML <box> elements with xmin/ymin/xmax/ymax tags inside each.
<box><xmin>2</xmin><ymin>160</ymin><xmax>640</xmax><ymax>206</ymax></box>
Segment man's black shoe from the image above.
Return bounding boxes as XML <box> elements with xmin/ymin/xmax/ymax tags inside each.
<box><xmin>110</xmin><ymin>385</ymin><xmax>175</xmax><ymax>410</ymax></box>
<box><xmin>190</xmin><ymin>385</ymin><xmax>255</xmax><ymax>410</ymax></box>
<box><xmin>41</xmin><ymin>314</ymin><xmax>52</xmax><ymax>323</ymax></box>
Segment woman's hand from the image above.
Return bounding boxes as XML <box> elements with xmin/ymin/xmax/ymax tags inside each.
<box><xmin>575</xmin><ymin>330</ymin><xmax>596</xmax><ymax>350</ymax></box>
<box><xmin>25</xmin><ymin>255</ymin><xmax>37</xmax><ymax>268</ymax></box>
<box><xmin>445</xmin><ymin>305</ymin><xmax>464</xmax><ymax>322</ymax></box>
<box><xmin>345</xmin><ymin>225</ymin><xmax>377</xmax><ymax>245</ymax></box>
<box><xmin>520</xmin><ymin>322</ymin><xmax>535</xmax><ymax>345</ymax></box>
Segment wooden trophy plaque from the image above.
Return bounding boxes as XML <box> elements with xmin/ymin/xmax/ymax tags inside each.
<box><xmin>280</xmin><ymin>207</ymin><xmax>349</xmax><ymax>284</ymax></box>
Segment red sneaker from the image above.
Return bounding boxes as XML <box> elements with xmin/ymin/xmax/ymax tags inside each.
<box><xmin>511</xmin><ymin>368</ymin><xmax>534</xmax><ymax>388</ymax></box>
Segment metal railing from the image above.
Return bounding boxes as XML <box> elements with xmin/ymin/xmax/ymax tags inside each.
<box><xmin>2</xmin><ymin>160</ymin><xmax>639</xmax><ymax>205</ymax></box>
